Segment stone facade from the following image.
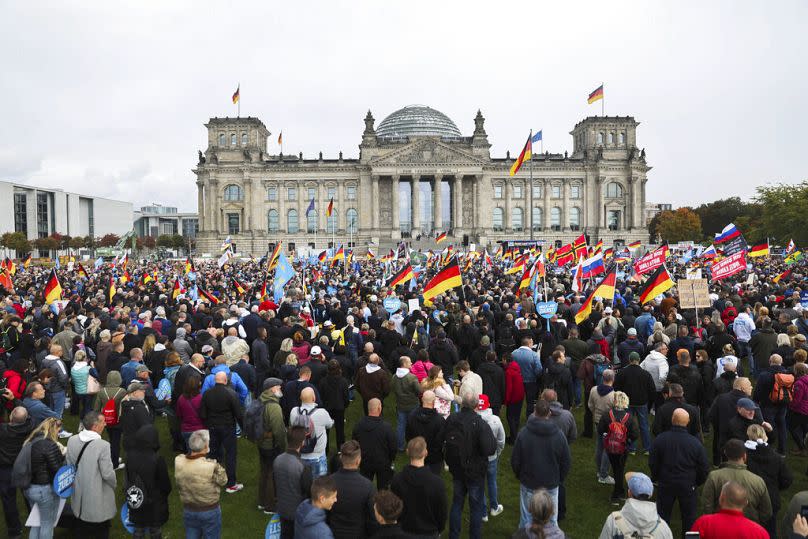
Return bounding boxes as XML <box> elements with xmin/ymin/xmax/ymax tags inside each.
<box><xmin>192</xmin><ymin>107</ymin><xmax>651</xmax><ymax>255</ymax></box>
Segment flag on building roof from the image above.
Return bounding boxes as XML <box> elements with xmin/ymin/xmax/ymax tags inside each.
<box><xmin>532</xmin><ymin>130</ymin><xmax>543</xmax><ymax>143</ymax></box>
<box><xmin>436</xmin><ymin>231</ymin><xmax>447</xmax><ymax>244</ymax></box>
<box><xmin>638</xmin><ymin>265</ymin><xmax>675</xmax><ymax>304</ymax></box>
<box><xmin>423</xmin><ymin>257</ymin><xmax>463</xmax><ymax>303</ymax></box>
<box><xmin>326</xmin><ymin>198</ymin><xmax>334</xmax><ymax>217</ymax></box>
<box><xmin>389</xmin><ymin>263</ymin><xmax>415</xmax><ymax>289</ymax></box>
<box><xmin>44</xmin><ymin>269</ymin><xmax>62</xmax><ymax>304</ymax></box>
<box><xmin>278</xmin><ymin>131</ymin><xmax>283</xmax><ymax>145</ymax></box>
<box><xmin>748</xmin><ymin>242</ymin><xmax>770</xmax><ymax>258</ymax></box>
<box><xmin>509</xmin><ymin>133</ymin><xmax>532</xmax><ymax>176</ymax></box>
<box><xmin>588</xmin><ymin>84</ymin><xmax>604</xmax><ymax>104</ymax></box>
<box><xmin>714</xmin><ymin>223</ymin><xmax>741</xmax><ymax>244</ymax></box>
<box><xmin>232</xmin><ymin>85</ymin><xmax>240</xmax><ymax>104</ymax></box>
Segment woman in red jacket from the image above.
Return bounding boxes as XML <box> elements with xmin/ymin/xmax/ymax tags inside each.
<box><xmin>2</xmin><ymin>357</ymin><xmax>28</xmax><ymax>416</ymax></box>
<box><xmin>504</xmin><ymin>352</ymin><xmax>525</xmax><ymax>444</ymax></box>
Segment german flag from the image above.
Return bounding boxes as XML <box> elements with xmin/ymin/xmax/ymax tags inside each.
<box><xmin>435</xmin><ymin>231</ymin><xmax>447</xmax><ymax>244</ymax></box>
<box><xmin>76</xmin><ymin>263</ymin><xmax>89</xmax><ymax>279</ymax></box>
<box><xmin>638</xmin><ymin>265</ymin><xmax>675</xmax><ymax>305</ymax></box>
<box><xmin>140</xmin><ymin>271</ymin><xmax>153</xmax><ymax>285</ymax></box>
<box><xmin>628</xmin><ymin>240</ymin><xmax>642</xmax><ymax>250</ymax></box>
<box><xmin>389</xmin><ymin>263</ymin><xmax>415</xmax><ymax>288</ymax></box>
<box><xmin>380</xmin><ymin>250</ymin><xmax>394</xmax><ymax>264</ymax></box>
<box><xmin>554</xmin><ymin>243</ymin><xmax>574</xmax><ymax>266</ymax></box>
<box><xmin>748</xmin><ymin>242</ymin><xmax>770</xmax><ymax>258</ymax></box>
<box><xmin>22</xmin><ymin>253</ymin><xmax>31</xmax><ymax>269</ymax></box>
<box><xmin>232</xmin><ymin>85</ymin><xmax>240</xmax><ymax>104</ymax></box>
<box><xmin>3</xmin><ymin>258</ymin><xmax>16</xmax><ymax>276</ymax></box>
<box><xmin>318</xmin><ymin>250</ymin><xmax>328</xmax><ymax>263</ymax></box>
<box><xmin>331</xmin><ymin>246</ymin><xmax>344</xmax><ymax>267</ymax></box>
<box><xmin>574</xmin><ymin>290</ymin><xmax>596</xmax><ymax>325</ymax></box>
<box><xmin>773</xmin><ymin>269</ymin><xmax>791</xmax><ymax>284</ymax></box>
<box><xmin>232</xmin><ymin>278</ymin><xmax>246</xmax><ymax>296</ymax></box>
<box><xmin>506</xmin><ymin>254</ymin><xmax>527</xmax><ymax>275</ymax></box>
<box><xmin>588</xmin><ymin>84</ymin><xmax>604</xmax><ymax>104</ymax></box>
<box><xmin>172</xmin><ymin>277</ymin><xmax>185</xmax><ymax>301</ymax></box>
<box><xmin>422</xmin><ymin>257</ymin><xmax>462</xmax><ymax>303</ymax></box>
<box><xmin>44</xmin><ymin>269</ymin><xmax>62</xmax><ymax>304</ymax></box>
<box><xmin>0</xmin><ymin>268</ymin><xmax>13</xmax><ymax>292</ymax></box>
<box><xmin>260</xmin><ymin>280</ymin><xmax>268</xmax><ymax>299</ymax></box>
<box><xmin>326</xmin><ymin>198</ymin><xmax>334</xmax><ymax>217</ymax></box>
<box><xmin>120</xmin><ymin>270</ymin><xmax>131</xmax><ymax>284</ymax></box>
<box><xmin>509</xmin><ymin>134</ymin><xmax>532</xmax><ymax>176</ymax></box>
<box><xmin>108</xmin><ymin>276</ymin><xmax>116</xmax><ymax>304</ymax></box>
<box><xmin>366</xmin><ymin>249</ymin><xmax>376</xmax><ymax>260</ymax></box>
<box><xmin>595</xmin><ymin>270</ymin><xmax>617</xmax><ymax>301</ymax></box>
<box><xmin>184</xmin><ymin>257</ymin><xmax>195</xmax><ymax>274</ymax></box>
<box><xmin>518</xmin><ymin>261</ymin><xmax>535</xmax><ymax>290</ymax></box>
<box><xmin>199</xmin><ymin>287</ymin><xmax>219</xmax><ymax>305</ymax></box>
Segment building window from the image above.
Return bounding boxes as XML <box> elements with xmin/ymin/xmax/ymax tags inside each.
<box><xmin>494</xmin><ymin>185</ymin><xmax>503</xmax><ymax>199</ymax></box>
<box><xmin>307</xmin><ymin>209</ymin><xmax>317</xmax><ymax>233</ymax></box>
<box><xmin>346</xmin><ymin>208</ymin><xmax>358</xmax><ymax>233</ymax></box>
<box><xmin>327</xmin><ymin>209</ymin><xmax>338</xmax><ymax>234</ymax></box>
<box><xmin>287</xmin><ymin>209</ymin><xmax>299</xmax><ymax>233</ymax></box>
<box><xmin>570</xmin><ymin>185</ymin><xmax>581</xmax><ymax>199</ymax></box>
<box><xmin>307</xmin><ymin>187</ymin><xmax>316</xmax><ymax>201</ymax></box>
<box><xmin>569</xmin><ymin>207</ymin><xmax>581</xmax><ymax>231</ymax></box>
<box><xmin>606</xmin><ymin>182</ymin><xmax>623</xmax><ymax>198</ymax></box>
<box><xmin>182</xmin><ymin>219</ymin><xmax>198</xmax><ymax>238</ymax></box>
<box><xmin>231</xmin><ymin>134</ymin><xmax>237</xmax><ymax>146</ymax></box>
<box><xmin>512</xmin><ymin>207</ymin><xmax>524</xmax><ymax>231</ymax></box>
<box><xmin>13</xmin><ymin>193</ymin><xmax>26</xmax><ymax>234</ymax></box>
<box><xmin>608</xmin><ymin>210</ymin><xmax>621</xmax><ymax>230</ymax></box>
<box><xmin>608</xmin><ymin>132</ymin><xmax>614</xmax><ymax>145</ymax></box>
<box><xmin>532</xmin><ymin>207</ymin><xmax>543</xmax><ymax>231</ymax></box>
<box><xmin>36</xmin><ymin>193</ymin><xmax>48</xmax><ymax>238</ymax></box>
<box><xmin>223</xmin><ymin>184</ymin><xmax>243</xmax><ymax>201</ymax></box>
<box><xmin>346</xmin><ymin>185</ymin><xmax>357</xmax><ymax>200</ymax></box>
<box><xmin>267</xmin><ymin>210</ymin><xmax>279</xmax><ymax>233</ymax></box>
<box><xmin>513</xmin><ymin>184</ymin><xmax>522</xmax><ymax>199</ymax></box>
<box><xmin>597</xmin><ymin>132</ymin><xmax>604</xmax><ymax>145</ymax></box>
<box><xmin>492</xmin><ymin>207</ymin><xmax>504</xmax><ymax>231</ymax></box>
<box><xmin>287</xmin><ymin>187</ymin><xmax>297</xmax><ymax>201</ymax></box>
<box><xmin>532</xmin><ymin>183</ymin><xmax>542</xmax><ymax>199</ymax></box>
<box><xmin>619</xmin><ymin>132</ymin><xmax>625</xmax><ymax>145</ymax></box>
<box><xmin>327</xmin><ymin>186</ymin><xmax>336</xmax><ymax>200</ymax></box>
<box><xmin>227</xmin><ymin>213</ymin><xmax>240</xmax><ymax>235</ymax></box>
<box><xmin>267</xmin><ymin>187</ymin><xmax>277</xmax><ymax>201</ymax></box>
<box><xmin>241</xmin><ymin>133</ymin><xmax>248</xmax><ymax>146</ymax></box>
<box><xmin>218</xmin><ymin>134</ymin><xmax>226</xmax><ymax>146</ymax></box>
<box><xmin>551</xmin><ymin>185</ymin><xmax>561</xmax><ymax>199</ymax></box>
<box><xmin>550</xmin><ymin>207</ymin><xmax>561</xmax><ymax>232</ymax></box>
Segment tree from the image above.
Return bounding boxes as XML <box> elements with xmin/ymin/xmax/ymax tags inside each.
<box><xmin>156</xmin><ymin>235</ymin><xmax>174</xmax><ymax>248</ymax></box>
<box><xmin>754</xmin><ymin>181</ymin><xmax>808</xmax><ymax>245</ymax></box>
<box><xmin>0</xmin><ymin>232</ymin><xmax>31</xmax><ymax>255</ymax></box>
<box><xmin>98</xmin><ymin>233</ymin><xmax>120</xmax><ymax>247</ymax></box>
<box><xmin>170</xmin><ymin>234</ymin><xmax>186</xmax><ymax>250</ymax></box>
<box><xmin>34</xmin><ymin>236</ymin><xmax>58</xmax><ymax>253</ymax></box>
<box><xmin>693</xmin><ymin>197</ymin><xmax>752</xmax><ymax>241</ymax></box>
<box><xmin>69</xmin><ymin>236</ymin><xmax>85</xmax><ymax>250</ymax></box>
<box><xmin>51</xmin><ymin>233</ymin><xmax>71</xmax><ymax>251</ymax></box>
<box><xmin>137</xmin><ymin>236</ymin><xmax>156</xmax><ymax>250</ymax></box>
<box><xmin>652</xmin><ymin>208</ymin><xmax>702</xmax><ymax>244</ymax></box>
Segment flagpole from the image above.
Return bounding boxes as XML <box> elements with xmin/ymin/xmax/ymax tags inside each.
<box><xmin>529</xmin><ymin>129</ymin><xmax>534</xmax><ymax>242</ymax></box>
<box><xmin>601</xmin><ymin>82</ymin><xmax>604</xmax><ymax>117</ymax></box>
<box><xmin>237</xmin><ymin>82</ymin><xmax>240</xmax><ymax>118</ymax></box>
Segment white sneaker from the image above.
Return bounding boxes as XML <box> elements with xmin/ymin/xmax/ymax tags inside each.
<box><xmin>598</xmin><ymin>475</ymin><xmax>616</xmax><ymax>485</ymax></box>
<box><xmin>58</xmin><ymin>430</ymin><xmax>72</xmax><ymax>439</ymax></box>
<box><xmin>226</xmin><ymin>483</ymin><xmax>244</xmax><ymax>494</ymax></box>
<box><xmin>116</xmin><ymin>462</ymin><xmax>126</xmax><ymax>470</ymax></box>
<box><xmin>481</xmin><ymin>515</ymin><xmax>488</xmax><ymax>522</ymax></box>
<box><xmin>490</xmin><ymin>504</ymin><xmax>504</xmax><ymax>517</ymax></box>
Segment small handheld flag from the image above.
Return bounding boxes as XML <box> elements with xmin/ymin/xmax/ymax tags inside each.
<box><xmin>44</xmin><ymin>269</ymin><xmax>62</xmax><ymax>304</ymax></box>
<box><xmin>435</xmin><ymin>231</ymin><xmax>447</xmax><ymax>244</ymax></box>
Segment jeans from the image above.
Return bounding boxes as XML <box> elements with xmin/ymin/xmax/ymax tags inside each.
<box><xmin>628</xmin><ymin>405</ymin><xmax>651</xmax><ymax>451</ymax></box>
<box><xmin>0</xmin><ymin>465</ymin><xmax>22</xmax><ymax>537</ymax></box>
<box><xmin>519</xmin><ymin>484</ymin><xmax>558</xmax><ymax>528</ymax></box>
<box><xmin>209</xmin><ymin>426</ymin><xmax>238</xmax><ymax>487</ymax></box>
<box><xmin>397</xmin><ymin>410</ymin><xmax>411</xmax><ymax>451</ymax></box>
<box><xmin>506</xmin><ymin>401</ymin><xmax>523</xmax><ymax>442</ymax></box>
<box><xmin>25</xmin><ymin>483</ymin><xmax>60</xmax><ymax>539</ymax></box>
<box><xmin>76</xmin><ymin>393</ymin><xmax>94</xmax><ymax>419</ymax></box>
<box><xmin>763</xmin><ymin>405</ymin><xmax>788</xmax><ymax>453</ymax></box>
<box><xmin>51</xmin><ymin>390</ymin><xmax>66</xmax><ymax>419</ymax></box>
<box><xmin>523</xmin><ymin>382</ymin><xmax>538</xmax><ymax>421</ymax></box>
<box><xmin>594</xmin><ymin>435</ymin><xmax>610</xmax><ymax>478</ymax></box>
<box><xmin>656</xmin><ymin>483</ymin><xmax>698</xmax><ymax>533</ymax></box>
<box><xmin>449</xmin><ymin>477</ymin><xmax>485</xmax><ymax>539</ymax></box>
<box><xmin>572</xmin><ymin>377</ymin><xmax>582</xmax><ymax>406</ymax></box>
<box><xmin>607</xmin><ymin>453</ymin><xmax>627</xmax><ymax>499</ymax></box>
<box><xmin>183</xmin><ymin>507</ymin><xmax>222</xmax><ymax>539</ymax></box>
<box><xmin>484</xmin><ymin>458</ymin><xmax>499</xmax><ymax>509</ymax></box>
<box><xmin>302</xmin><ymin>454</ymin><xmax>328</xmax><ymax>478</ymax></box>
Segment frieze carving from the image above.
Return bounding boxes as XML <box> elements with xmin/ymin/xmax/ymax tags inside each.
<box><xmin>372</xmin><ymin>139</ymin><xmax>485</xmax><ymax>166</ymax></box>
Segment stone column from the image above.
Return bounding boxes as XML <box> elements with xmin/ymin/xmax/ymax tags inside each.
<box><xmin>411</xmin><ymin>176</ymin><xmax>420</xmax><ymax>234</ymax></box>
<box><xmin>433</xmin><ymin>175</ymin><xmax>443</xmax><ymax>232</ymax></box>
<box><xmin>629</xmin><ymin>176</ymin><xmax>640</xmax><ymax>229</ymax></box>
<box><xmin>391</xmin><ymin>175</ymin><xmax>401</xmax><ymax>239</ymax></box>
<box><xmin>543</xmin><ymin>179</ymin><xmax>551</xmax><ymax>229</ymax></box>
<box><xmin>196</xmin><ymin>181</ymin><xmax>205</xmax><ymax>231</ymax></box>
<box><xmin>561</xmin><ymin>180</ymin><xmax>569</xmax><ymax>232</ymax></box>
<box><xmin>597</xmin><ymin>177</ymin><xmax>606</xmax><ymax>228</ymax></box>
<box><xmin>371</xmin><ymin>175</ymin><xmax>380</xmax><ymax>231</ymax></box>
<box><xmin>473</xmin><ymin>175</ymin><xmax>481</xmax><ymax>232</ymax></box>
<box><xmin>453</xmin><ymin>175</ymin><xmax>463</xmax><ymax>232</ymax></box>
<box><xmin>503</xmin><ymin>180</ymin><xmax>511</xmax><ymax>231</ymax></box>
<box><xmin>209</xmin><ymin>179</ymin><xmax>219</xmax><ymax>233</ymax></box>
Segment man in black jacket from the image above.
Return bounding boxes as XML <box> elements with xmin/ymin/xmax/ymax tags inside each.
<box><xmin>352</xmin><ymin>398</ymin><xmax>397</xmax><ymax>489</ymax></box>
<box><xmin>445</xmin><ymin>389</ymin><xmax>496</xmax><ymax>539</ymax></box>
<box><xmin>649</xmin><ymin>408</ymin><xmax>710</xmax><ymax>533</ymax></box>
<box><xmin>476</xmin><ymin>350</ymin><xmax>505</xmax><ymax>416</ymax></box>
<box><xmin>172</xmin><ymin>353</ymin><xmax>206</xmax><ymax>405</ymax></box>
<box><xmin>0</xmin><ymin>406</ymin><xmax>33</xmax><ymax>538</ymax></box>
<box><xmin>120</xmin><ymin>381</ymin><xmax>154</xmax><ymax>452</ymax></box>
<box><xmin>200</xmin><ymin>371</ymin><xmax>244</xmax><ymax>492</ymax></box>
<box><xmin>708</xmin><ymin>376</ymin><xmax>758</xmax><ymax>466</ymax></box>
<box><xmin>667</xmin><ymin>350</ymin><xmax>705</xmax><ymax>408</ymax></box>
<box><xmin>328</xmin><ymin>441</ymin><xmax>377</xmax><ymax>539</ymax></box>
<box><xmin>653</xmin><ymin>384</ymin><xmax>703</xmax><ymax>441</ymax></box>
<box><xmin>405</xmin><ymin>390</ymin><xmax>446</xmax><ymax>475</ymax></box>
<box><xmin>614</xmin><ymin>351</ymin><xmax>655</xmax><ymax>454</ymax></box>
<box><xmin>391</xmin><ymin>436</ymin><xmax>448</xmax><ymax>538</ymax></box>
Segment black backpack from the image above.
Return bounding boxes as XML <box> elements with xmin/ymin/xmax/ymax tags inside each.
<box><xmin>444</xmin><ymin>415</ymin><xmax>479</xmax><ymax>476</ymax></box>
<box><xmin>292</xmin><ymin>406</ymin><xmax>318</xmax><ymax>454</ymax></box>
<box><xmin>243</xmin><ymin>399</ymin><xmax>266</xmax><ymax>443</ymax></box>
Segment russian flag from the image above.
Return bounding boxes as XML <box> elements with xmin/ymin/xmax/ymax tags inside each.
<box><xmin>701</xmin><ymin>245</ymin><xmax>717</xmax><ymax>259</ymax></box>
<box><xmin>714</xmin><ymin>223</ymin><xmax>741</xmax><ymax>244</ymax></box>
<box><xmin>582</xmin><ymin>252</ymin><xmax>606</xmax><ymax>278</ymax></box>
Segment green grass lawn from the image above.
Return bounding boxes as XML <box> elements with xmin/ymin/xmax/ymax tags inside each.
<box><xmin>27</xmin><ymin>393</ymin><xmax>808</xmax><ymax>538</ymax></box>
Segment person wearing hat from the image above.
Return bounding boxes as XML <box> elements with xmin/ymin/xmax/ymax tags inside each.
<box><xmin>256</xmin><ymin>378</ymin><xmax>287</xmax><ymax>514</ymax></box>
<box><xmin>729</xmin><ymin>397</ymin><xmax>773</xmax><ymax>445</ymax></box>
<box><xmin>475</xmin><ymin>393</ymin><xmax>506</xmax><ymax>522</ymax></box>
<box><xmin>598</xmin><ymin>472</ymin><xmax>673</xmax><ymax>539</ymax></box>
<box><xmin>306</xmin><ymin>346</ymin><xmax>327</xmax><ymax>386</ymax></box>
<box><xmin>120</xmin><ymin>381</ymin><xmax>154</xmax><ymax>454</ymax></box>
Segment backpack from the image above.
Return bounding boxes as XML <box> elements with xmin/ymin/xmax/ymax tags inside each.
<box><xmin>594</xmin><ymin>361</ymin><xmax>609</xmax><ymax>386</ymax></box>
<box><xmin>444</xmin><ymin>415</ymin><xmax>479</xmax><ymax>476</ymax></box>
<box><xmin>770</xmin><ymin>372</ymin><xmax>795</xmax><ymax>404</ymax></box>
<box><xmin>244</xmin><ymin>399</ymin><xmax>267</xmax><ymax>443</ymax></box>
<box><xmin>101</xmin><ymin>388</ymin><xmax>124</xmax><ymax>427</ymax></box>
<box><xmin>292</xmin><ymin>406</ymin><xmax>318</xmax><ymax>454</ymax></box>
<box><xmin>603</xmin><ymin>410</ymin><xmax>630</xmax><ymax>455</ymax></box>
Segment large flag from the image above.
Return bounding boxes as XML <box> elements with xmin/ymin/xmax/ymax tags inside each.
<box><xmin>714</xmin><ymin>223</ymin><xmax>741</xmax><ymax>244</ymax></box>
<box><xmin>588</xmin><ymin>84</ymin><xmax>604</xmax><ymax>104</ymax></box>
<box><xmin>267</xmin><ymin>242</ymin><xmax>283</xmax><ymax>271</ymax></box>
<box><xmin>554</xmin><ymin>243</ymin><xmax>574</xmax><ymax>266</ymax></box>
<box><xmin>331</xmin><ymin>245</ymin><xmax>345</xmax><ymax>267</ymax></box>
<box><xmin>232</xmin><ymin>85</ymin><xmax>240</xmax><ymax>104</ymax></box>
<box><xmin>108</xmin><ymin>276</ymin><xmax>116</xmax><ymax>304</ymax></box>
<box><xmin>509</xmin><ymin>134</ymin><xmax>532</xmax><ymax>176</ymax></box>
<box><xmin>785</xmin><ymin>250</ymin><xmax>803</xmax><ymax>265</ymax></box>
<box><xmin>595</xmin><ymin>270</ymin><xmax>617</xmax><ymax>301</ymax></box>
<box><xmin>217</xmin><ymin>249</ymin><xmax>233</xmax><ymax>268</ymax></box>
<box><xmin>184</xmin><ymin>257</ymin><xmax>195</xmax><ymax>274</ymax></box>
<box><xmin>748</xmin><ymin>242</ymin><xmax>770</xmax><ymax>258</ymax></box>
<box><xmin>76</xmin><ymin>263</ymin><xmax>89</xmax><ymax>279</ymax></box>
<box><xmin>638</xmin><ymin>265</ymin><xmax>675</xmax><ymax>304</ymax></box>
<box><xmin>273</xmin><ymin>251</ymin><xmax>296</xmax><ymax>302</ymax></box>
<box><xmin>388</xmin><ymin>263</ymin><xmax>415</xmax><ymax>288</ymax></box>
<box><xmin>506</xmin><ymin>254</ymin><xmax>528</xmax><ymax>275</ymax></box>
<box><xmin>532</xmin><ymin>130</ymin><xmax>543</xmax><ymax>144</ymax></box>
<box><xmin>582</xmin><ymin>252</ymin><xmax>606</xmax><ymax>279</ymax></box>
<box><xmin>633</xmin><ymin>245</ymin><xmax>668</xmax><ymax>276</ymax></box>
<box><xmin>711</xmin><ymin>251</ymin><xmax>747</xmax><ymax>281</ymax></box>
<box><xmin>3</xmin><ymin>258</ymin><xmax>16</xmax><ymax>276</ymax></box>
<box><xmin>627</xmin><ymin>240</ymin><xmax>642</xmax><ymax>250</ymax></box>
<box><xmin>199</xmin><ymin>287</ymin><xmax>219</xmax><ymax>305</ymax></box>
<box><xmin>326</xmin><ymin>198</ymin><xmax>334</xmax><ymax>217</ymax></box>
<box><xmin>120</xmin><ymin>270</ymin><xmax>131</xmax><ymax>284</ymax></box>
<box><xmin>44</xmin><ymin>269</ymin><xmax>62</xmax><ymax>304</ymax></box>
<box><xmin>701</xmin><ymin>245</ymin><xmax>717</xmax><ymax>259</ymax></box>
<box><xmin>572</xmin><ymin>234</ymin><xmax>588</xmax><ymax>260</ymax></box>
<box><xmin>423</xmin><ymin>257</ymin><xmax>463</xmax><ymax>303</ymax></box>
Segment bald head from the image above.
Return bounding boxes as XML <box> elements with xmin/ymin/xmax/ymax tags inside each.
<box><xmin>734</xmin><ymin>377</ymin><xmax>752</xmax><ymax>395</ymax></box>
<box><xmin>421</xmin><ymin>390</ymin><xmax>436</xmax><ymax>408</ymax></box>
<box><xmin>541</xmin><ymin>389</ymin><xmax>558</xmax><ymax>403</ymax></box>
<box><xmin>719</xmin><ymin>481</ymin><xmax>749</xmax><ymax>512</ymax></box>
<box><xmin>672</xmin><ymin>408</ymin><xmax>690</xmax><ymax>427</ymax></box>
<box><xmin>301</xmin><ymin>387</ymin><xmax>316</xmax><ymax>404</ymax></box>
<box><xmin>368</xmin><ymin>398</ymin><xmax>382</xmax><ymax>416</ymax></box>
<box><xmin>214</xmin><ymin>371</ymin><xmax>227</xmax><ymax>384</ymax></box>
<box><xmin>369</xmin><ymin>353</ymin><xmax>380</xmax><ymax>365</ymax></box>
<box><xmin>9</xmin><ymin>406</ymin><xmax>28</xmax><ymax>425</ymax></box>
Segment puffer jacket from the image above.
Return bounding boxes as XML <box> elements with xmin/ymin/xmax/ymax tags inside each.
<box><xmin>640</xmin><ymin>350</ymin><xmax>669</xmax><ymax>391</ymax></box>
<box><xmin>71</xmin><ymin>361</ymin><xmax>91</xmax><ymax>395</ymax></box>
<box><xmin>30</xmin><ymin>435</ymin><xmax>64</xmax><ymax>485</ymax></box>
<box><xmin>410</xmin><ymin>360</ymin><xmax>434</xmax><ymax>383</ymax></box>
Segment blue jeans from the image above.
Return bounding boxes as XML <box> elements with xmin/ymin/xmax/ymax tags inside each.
<box><xmin>449</xmin><ymin>477</ymin><xmax>485</xmax><ymax>539</ymax></box>
<box><xmin>25</xmin><ymin>483</ymin><xmax>60</xmax><ymax>539</ymax></box>
<box><xmin>484</xmin><ymin>458</ymin><xmax>499</xmax><ymax>509</ymax></box>
<box><xmin>519</xmin><ymin>484</ymin><xmax>558</xmax><ymax>528</ymax></box>
<box><xmin>302</xmin><ymin>454</ymin><xmax>328</xmax><ymax>478</ymax></box>
<box><xmin>572</xmin><ymin>377</ymin><xmax>582</xmax><ymax>406</ymax></box>
<box><xmin>397</xmin><ymin>410</ymin><xmax>410</xmax><ymax>451</ymax></box>
<box><xmin>629</xmin><ymin>405</ymin><xmax>651</xmax><ymax>451</ymax></box>
<box><xmin>595</xmin><ymin>435</ymin><xmax>610</xmax><ymax>478</ymax></box>
<box><xmin>183</xmin><ymin>506</ymin><xmax>222</xmax><ymax>538</ymax></box>
<box><xmin>51</xmin><ymin>390</ymin><xmax>65</xmax><ymax>419</ymax></box>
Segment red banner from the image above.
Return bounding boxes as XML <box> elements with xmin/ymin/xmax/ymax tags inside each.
<box><xmin>633</xmin><ymin>246</ymin><xmax>667</xmax><ymax>276</ymax></box>
<box><xmin>711</xmin><ymin>251</ymin><xmax>747</xmax><ymax>281</ymax></box>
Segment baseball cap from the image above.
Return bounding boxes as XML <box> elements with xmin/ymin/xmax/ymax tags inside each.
<box><xmin>311</xmin><ymin>346</ymin><xmax>322</xmax><ymax>356</ymax></box>
<box><xmin>626</xmin><ymin>472</ymin><xmax>653</xmax><ymax>497</ymax></box>
<box><xmin>324</xmin><ymin>320</ymin><xmax>334</xmax><ymax>328</ymax></box>
<box><xmin>737</xmin><ymin>398</ymin><xmax>756</xmax><ymax>411</ymax></box>
<box><xmin>477</xmin><ymin>394</ymin><xmax>490</xmax><ymax>411</ymax></box>
<box><xmin>135</xmin><ymin>364</ymin><xmax>151</xmax><ymax>374</ymax></box>
<box><xmin>127</xmin><ymin>381</ymin><xmax>147</xmax><ymax>393</ymax></box>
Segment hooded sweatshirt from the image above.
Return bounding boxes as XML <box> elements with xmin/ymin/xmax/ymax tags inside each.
<box><xmin>511</xmin><ymin>416</ymin><xmax>570</xmax><ymax>490</ymax></box>
<box><xmin>405</xmin><ymin>407</ymin><xmax>445</xmax><ymax>465</ymax></box>
<box><xmin>598</xmin><ymin>498</ymin><xmax>673</xmax><ymax>539</ymax></box>
<box><xmin>588</xmin><ymin>384</ymin><xmax>616</xmax><ymax>426</ymax></box>
<box><xmin>294</xmin><ymin>499</ymin><xmax>334</xmax><ymax>539</ymax></box>
<box><xmin>391</xmin><ymin>367</ymin><xmax>421</xmax><ymax>412</ymax></box>
<box><xmin>640</xmin><ymin>350</ymin><xmax>669</xmax><ymax>391</ymax></box>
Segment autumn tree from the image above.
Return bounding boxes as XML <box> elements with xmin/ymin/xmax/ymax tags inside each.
<box><xmin>0</xmin><ymin>232</ymin><xmax>31</xmax><ymax>255</ymax></box>
<box><xmin>650</xmin><ymin>208</ymin><xmax>702</xmax><ymax>243</ymax></box>
<box><xmin>98</xmin><ymin>233</ymin><xmax>120</xmax><ymax>247</ymax></box>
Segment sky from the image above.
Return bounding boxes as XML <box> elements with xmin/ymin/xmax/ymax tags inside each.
<box><xmin>1</xmin><ymin>1</ymin><xmax>805</xmax><ymax>213</ymax></box>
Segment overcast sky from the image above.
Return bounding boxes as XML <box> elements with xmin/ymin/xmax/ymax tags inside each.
<box><xmin>1</xmin><ymin>1</ymin><xmax>805</xmax><ymax>213</ymax></box>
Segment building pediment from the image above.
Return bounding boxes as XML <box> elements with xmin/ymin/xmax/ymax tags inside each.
<box><xmin>370</xmin><ymin>139</ymin><xmax>487</xmax><ymax>166</ymax></box>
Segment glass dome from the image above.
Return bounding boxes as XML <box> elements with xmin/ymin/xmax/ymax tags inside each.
<box><xmin>376</xmin><ymin>105</ymin><xmax>462</xmax><ymax>138</ymax></box>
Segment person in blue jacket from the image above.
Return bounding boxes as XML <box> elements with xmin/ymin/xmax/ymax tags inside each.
<box><xmin>294</xmin><ymin>475</ymin><xmax>338</xmax><ymax>539</ymax></box>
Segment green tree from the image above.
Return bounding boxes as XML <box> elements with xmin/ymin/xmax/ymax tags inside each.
<box><xmin>0</xmin><ymin>232</ymin><xmax>31</xmax><ymax>255</ymax></box>
<box><xmin>34</xmin><ymin>236</ymin><xmax>58</xmax><ymax>255</ymax></box>
<box><xmin>170</xmin><ymin>234</ymin><xmax>185</xmax><ymax>251</ymax></box>
<box><xmin>137</xmin><ymin>236</ymin><xmax>156</xmax><ymax>250</ymax></box>
<box><xmin>653</xmin><ymin>208</ymin><xmax>702</xmax><ymax>243</ymax></box>
<box><xmin>754</xmin><ymin>181</ymin><xmax>808</xmax><ymax>246</ymax></box>
<box><xmin>69</xmin><ymin>236</ymin><xmax>85</xmax><ymax>250</ymax></box>
<box><xmin>693</xmin><ymin>197</ymin><xmax>751</xmax><ymax>241</ymax></box>
<box><xmin>156</xmin><ymin>234</ymin><xmax>174</xmax><ymax>248</ymax></box>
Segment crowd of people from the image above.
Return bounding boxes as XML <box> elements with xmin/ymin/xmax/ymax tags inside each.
<box><xmin>0</xmin><ymin>249</ymin><xmax>808</xmax><ymax>538</ymax></box>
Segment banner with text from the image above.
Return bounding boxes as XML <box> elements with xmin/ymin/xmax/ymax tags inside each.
<box><xmin>633</xmin><ymin>246</ymin><xmax>668</xmax><ymax>276</ymax></box>
<box><xmin>711</xmin><ymin>251</ymin><xmax>747</xmax><ymax>281</ymax></box>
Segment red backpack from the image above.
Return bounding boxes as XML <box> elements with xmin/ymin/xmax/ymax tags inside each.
<box><xmin>101</xmin><ymin>388</ymin><xmax>124</xmax><ymax>427</ymax></box>
<box><xmin>603</xmin><ymin>410</ymin><xmax>629</xmax><ymax>455</ymax></box>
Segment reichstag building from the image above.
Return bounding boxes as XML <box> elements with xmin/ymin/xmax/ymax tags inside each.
<box><xmin>192</xmin><ymin>105</ymin><xmax>650</xmax><ymax>255</ymax></box>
